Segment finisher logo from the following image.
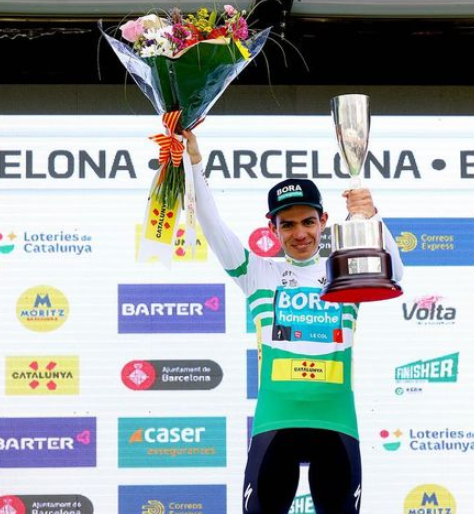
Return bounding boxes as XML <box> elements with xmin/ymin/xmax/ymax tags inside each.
<box><xmin>5</xmin><ymin>356</ymin><xmax>79</xmax><ymax>395</ymax></box>
<box><xmin>118</xmin><ymin>284</ymin><xmax>225</xmax><ymax>333</ymax></box>
<box><xmin>404</xmin><ymin>484</ymin><xmax>456</xmax><ymax>514</ymax></box>
<box><xmin>385</xmin><ymin>218</ymin><xmax>474</xmax><ymax>266</ymax></box>
<box><xmin>118</xmin><ymin>417</ymin><xmax>226</xmax><ymax>468</ymax></box>
<box><xmin>395</xmin><ymin>353</ymin><xmax>459</xmax><ymax>384</ymax></box>
<box><xmin>0</xmin><ymin>417</ymin><xmax>96</xmax><ymax>468</ymax></box>
<box><xmin>16</xmin><ymin>286</ymin><xmax>69</xmax><ymax>332</ymax></box>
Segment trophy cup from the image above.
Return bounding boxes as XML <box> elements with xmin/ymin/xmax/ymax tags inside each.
<box><xmin>320</xmin><ymin>94</ymin><xmax>403</xmax><ymax>302</ymax></box>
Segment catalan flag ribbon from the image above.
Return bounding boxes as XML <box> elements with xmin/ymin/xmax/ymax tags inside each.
<box><xmin>149</xmin><ymin>111</ymin><xmax>185</xmax><ymax>168</ymax></box>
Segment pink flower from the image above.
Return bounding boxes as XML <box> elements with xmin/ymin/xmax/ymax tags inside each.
<box><xmin>231</xmin><ymin>17</ymin><xmax>248</xmax><ymax>40</ymax></box>
<box><xmin>224</xmin><ymin>5</ymin><xmax>238</xmax><ymax>16</ymax></box>
<box><xmin>120</xmin><ymin>19</ymin><xmax>145</xmax><ymax>42</ymax></box>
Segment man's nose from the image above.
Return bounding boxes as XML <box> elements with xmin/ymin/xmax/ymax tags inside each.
<box><xmin>292</xmin><ymin>226</ymin><xmax>306</xmax><ymax>239</ymax></box>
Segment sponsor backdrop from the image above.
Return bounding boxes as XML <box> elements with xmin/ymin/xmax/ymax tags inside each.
<box><xmin>0</xmin><ymin>115</ymin><xmax>473</xmax><ymax>514</ymax></box>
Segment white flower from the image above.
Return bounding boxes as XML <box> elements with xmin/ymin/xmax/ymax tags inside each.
<box><xmin>139</xmin><ymin>14</ymin><xmax>169</xmax><ymax>30</ymax></box>
<box><xmin>140</xmin><ymin>44</ymin><xmax>161</xmax><ymax>58</ymax></box>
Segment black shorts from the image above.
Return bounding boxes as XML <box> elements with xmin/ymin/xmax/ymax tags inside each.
<box><xmin>243</xmin><ymin>428</ymin><xmax>362</xmax><ymax>514</ymax></box>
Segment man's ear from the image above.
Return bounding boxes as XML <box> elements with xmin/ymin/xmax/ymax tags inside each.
<box><xmin>320</xmin><ymin>212</ymin><xmax>329</xmax><ymax>230</ymax></box>
<box><xmin>268</xmin><ymin>219</ymin><xmax>277</xmax><ymax>236</ymax></box>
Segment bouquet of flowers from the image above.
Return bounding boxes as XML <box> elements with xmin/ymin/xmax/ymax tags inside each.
<box><xmin>101</xmin><ymin>6</ymin><xmax>269</xmax><ymax>265</ymax></box>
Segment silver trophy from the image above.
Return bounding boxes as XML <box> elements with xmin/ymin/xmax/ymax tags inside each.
<box><xmin>320</xmin><ymin>94</ymin><xmax>403</xmax><ymax>302</ymax></box>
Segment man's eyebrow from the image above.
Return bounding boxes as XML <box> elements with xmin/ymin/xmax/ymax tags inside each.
<box><xmin>279</xmin><ymin>215</ymin><xmax>318</xmax><ymax>224</ymax></box>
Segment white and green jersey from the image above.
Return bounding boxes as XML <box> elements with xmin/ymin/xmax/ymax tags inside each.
<box><xmin>193</xmin><ymin>163</ymin><xmax>403</xmax><ymax>441</ymax></box>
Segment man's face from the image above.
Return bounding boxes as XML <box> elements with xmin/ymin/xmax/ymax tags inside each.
<box><xmin>269</xmin><ymin>204</ymin><xmax>328</xmax><ymax>260</ymax></box>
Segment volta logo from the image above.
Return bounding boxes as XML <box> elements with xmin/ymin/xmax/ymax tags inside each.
<box><xmin>118</xmin><ymin>485</ymin><xmax>226</xmax><ymax>514</ymax></box>
<box><xmin>122</xmin><ymin>360</ymin><xmax>223</xmax><ymax>391</ymax></box>
<box><xmin>0</xmin><ymin>417</ymin><xmax>96</xmax><ymax>468</ymax></box>
<box><xmin>118</xmin><ymin>284</ymin><xmax>225</xmax><ymax>333</ymax></box>
<box><xmin>0</xmin><ymin>495</ymin><xmax>93</xmax><ymax>514</ymax></box>
<box><xmin>0</xmin><ymin>231</ymin><xmax>16</xmax><ymax>255</ymax></box>
<box><xmin>16</xmin><ymin>286</ymin><xmax>69</xmax><ymax>332</ymax></box>
<box><xmin>385</xmin><ymin>218</ymin><xmax>474</xmax><ymax>266</ymax></box>
<box><xmin>402</xmin><ymin>295</ymin><xmax>456</xmax><ymax>325</ymax></box>
<box><xmin>380</xmin><ymin>428</ymin><xmax>403</xmax><ymax>451</ymax></box>
<box><xmin>404</xmin><ymin>484</ymin><xmax>456</xmax><ymax>514</ymax></box>
<box><xmin>136</xmin><ymin>223</ymin><xmax>208</xmax><ymax>262</ymax></box>
<box><xmin>5</xmin><ymin>356</ymin><xmax>79</xmax><ymax>395</ymax></box>
<box><xmin>118</xmin><ymin>417</ymin><xmax>226</xmax><ymax>468</ymax></box>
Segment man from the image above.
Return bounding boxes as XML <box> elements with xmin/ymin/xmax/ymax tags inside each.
<box><xmin>183</xmin><ymin>130</ymin><xmax>403</xmax><ymax>514</ymax></box>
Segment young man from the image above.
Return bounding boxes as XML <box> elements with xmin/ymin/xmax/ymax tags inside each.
<box><xmin>183</xmin><ymin>130</ymin><xmax>403</xmax><ymax>514</ymax></box>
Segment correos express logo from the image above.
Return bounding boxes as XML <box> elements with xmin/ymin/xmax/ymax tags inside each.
<box><xmin>386</xmin><ymin>218</ymin><xmax>474</xmax><ymax>266</ymax></box>
<box><xmin>396</xmin><ymin>231</ymin><xmax>418</xmax><ymax>252</ymax></box>
<box><xmin>404</xmin><ymin>484</ymin><xmax>456</xmax><ymax>514</ymax></box>
<box><xmin>16</xmin><ymin>286</ymin><xmax>69</xmax><ymax>332</ymax></box>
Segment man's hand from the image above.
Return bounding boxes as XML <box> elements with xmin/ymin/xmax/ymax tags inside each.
<box><xmin>343</xmin><ymin>188</ymin><xmax>377</xmax><ymax>218</ymax></box>
<box><xmin>182</xmin><ymin>130</ymin><xmax>202</xmax><ymax>165</ymax></box>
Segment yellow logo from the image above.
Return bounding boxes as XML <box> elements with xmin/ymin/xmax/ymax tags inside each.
<box><xmin>404</xmin><ymin>484</ymin><xmax>456</xmax><ymax>514</ymax></box>
<box><xmin>272</xmin><ymin>359</ymin><xmax>343</xmax><ymax>384</ymax></box>
<box><xmin>396</xmin><ymin>231</ymin><xmax>418</xmax><ymax>252</ymax></box>
<box><xmin>145</xmin><ymin>197</ymin><xmax>179</xmax><ymax>246</ymax></box>
<box><xmin>16</xmin><ymin>286</ymin><xmax>69</xmax><ymax>332</ymax></box>
<box><xmin>6</xmin><ymin>356</ymin><xmax>79</xmax><ymax>395</ymax></box>
<box><xmin>142</xmin><ymin>500</ymin><xmax>166</xmax><ymax>514</ymax></box>
<box><xmin>137</xmin><ymin>223</ymin><xmax>208</xmax><ymax>262</ymax></box>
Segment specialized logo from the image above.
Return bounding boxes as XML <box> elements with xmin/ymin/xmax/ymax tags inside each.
<box><xmin>272</xmin><ymin>358</ymin><xmax>343</xmax><ymax>384</ymax></box>
<box><xmin>380</xmin><ymin>428</ymin><xmax>403</xmax><ymax>451</ymax></box>
<box><xmin>5</xmin><ymin>356</ymin><xmax>79</xmax><ymax>395</ymax></box>
<box><xmin>118</xmin><ymin>417</ymin><xmax>226</xmax><ymax>468</ymax></box>
<box><xmin>0</xmin><ymin>231</ymin><xmax>16</xmax><ymax>255</ymax></box>
<box><xmin>395</xmin><ymin>353</ymin><xmax>459</xmax><ymax>384</ymax></box>
<box><xmin>118</xmin><ymin>284</ymin><xmax>225</xmax><ymax>333</ymax></box>
<box><xmin>273</xmin><ymin>287</ymin><xmax>343</xmax><ymax>343</ymax></box>
<box><xmin>0</xmin><ymin>417</ymin><xmax>96</xmax><ymax>468</ymax></box>
<box><xmin>121</xmin><ymin>360</ymin><xmax>223</xmax><ymax>390</ymax></box>
<box><xmin>386</xmin><ymin>218</ymin><xmax>474</xmax><ymax>266</ymax></box>
<box><xmin>289</xmin><ymin>493</ymin><xmax>314</xmax><ymax>513</ymax></box>
<box><xmin>404</xmin><ymin>484</ymin><xmax>456</xmax><ymax>514</ymax></box>
<box><xmin>136</xmin><ymin>223</ymin><xmax>208</xmax><ymax>261</ymax></box>
<box><xmin>118</xmin><ymin>485</ymin><xmax>226</xmax><ymax>514</ymax></box>
<box><xmin>16</xmin><ymin>286</ymin><xmax>69</xmax><ymax>332</ymax></box>
<box><xmin>403</xmin><ymin>294</ymin><xmax>457</xmax><ymax>325</ymax></box>
<box><xmin>244</xmin><ymin>483</ymin><xmax>253</xmax><ymax>512</ymax></box>
<box><xmin>0</xmin><ymin>495</ymin><xmax>93</xmax><ymax>514</ymax></box>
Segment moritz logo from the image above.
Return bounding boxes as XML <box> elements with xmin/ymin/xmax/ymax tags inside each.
<box><xmin>404</xmin><ymin>484</ymin><xmax>456</xmax><ymax>514</ymax></box>
<box><xmin>16</xmin><ymin>286</ymin><xmax>69</xmax><ymax>333</ymax></box>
